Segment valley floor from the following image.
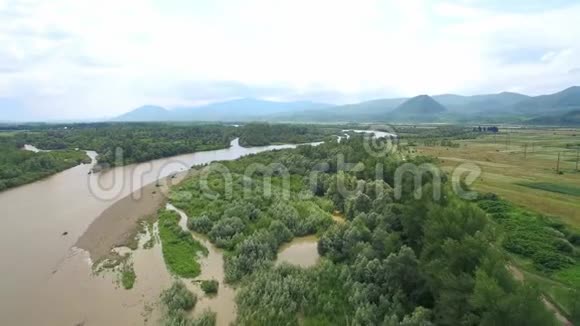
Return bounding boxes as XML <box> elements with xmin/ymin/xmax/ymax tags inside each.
<box><xmin>414</xmin><ymin>127</ymin><xmax>580</xmax><ymax>321</ymax></box>
<box><xmin>416</xmin><ymin>127</ymin><xmax>580</xmax><ymax>227</ymax></box>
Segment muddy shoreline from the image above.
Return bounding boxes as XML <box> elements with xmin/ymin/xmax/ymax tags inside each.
<box><xmin>76</xmin><ymin>171</ymin><xmax>190</xmax><ymax>262</ymax></box>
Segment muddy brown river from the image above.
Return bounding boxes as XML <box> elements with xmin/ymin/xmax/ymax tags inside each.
<box><xmin>0</xmin><ymin>138</ymin><xmax>320</xmax><ymax>326</ymax></box>
<box><xmin>0</xmin><ymin>131</ymin><xmax>391</xmax><ymax>325</ymax></box>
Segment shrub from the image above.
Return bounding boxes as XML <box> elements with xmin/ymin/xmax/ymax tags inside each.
<box><xmin>121</xmin><ymin>264</ymin><xmax>136</xmax><ymax>290</ymax></box>
<box><xmin>190</xmin><ymin>310</ymin><xmax>217</xmax><ymax>326</ymax></box>
<box><xmin>532</xmin><ymin>250</ymin><xmax>575</xmax><ymax>271</ymax></box>
<box><xmin>553</xmin><ymin>238</ymin><xmax>575</xmax><ymax>254</ymax></box>
<box><xmin>161</xmin><ymin>281</ymin><xmax>197</xmax><ymax>312</ymax></box>
<box><xmin>568</xmin><ymin>233</ymin><xmax>580</xmax><ymax>246</ymax></box>
<box><xmin>208</xmin><ymin>217</ymin><xmax>245</xmax><ymax>249</ymax></box>
<box><xmin>200</xmin><ymin>280</ymin><xmax>219</xmax><ymax>295</ymax></box>
<box><xmin>189</xmin><ymin>215</ymin><xmax>213</xmax><ymax>234</ymax></box>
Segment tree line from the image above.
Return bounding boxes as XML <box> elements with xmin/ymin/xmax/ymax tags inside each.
<box><xmin>0</xmin><ymin>136</ymin><xmax>89</xmax><ymax>192</ymax></box>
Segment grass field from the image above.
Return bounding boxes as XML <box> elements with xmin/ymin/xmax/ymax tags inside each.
<box><xmin>414</xmin><ymin>127</ymin><xmax>580</xmax><ymax>228</ymax></box>
<box><xmin>158</xmin><ymin>209</ymin><xmax>208</xmax><ymax>278</ymax></box>
<box><xmin>0</xmin><ymin>131</ymin><xmax>26</xmax><ymax>137</ymax></box>
<box><xmin>412</xmin><ymin>127</ymin><xmax>580</xmax><ymax>321</ymax></box>
<box><xmin>516</xmin><ymin>182</ymin><xmax>580</xmax><ymax>197</ymax></box>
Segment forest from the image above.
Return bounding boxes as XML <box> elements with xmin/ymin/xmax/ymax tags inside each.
<box><xmin>162</xmin><ymin>133</ymin><xmax>575</xmax><ymax>325</ymax></box>
<box><xmin>12</xmin><ymin>123</ymin><xmax>236</xmax><ymax>168</ymax></box>
<box><xmin>238</xmin><ymin>122</ymin><xmax>339</xmax><ymax>146</ymax></box>
<box><xmin>0</xmin><ymin>135</ymin><xmax>89</xmax><ymax>191</ymax></box>
<box><xmin>6</xmin><ymin>122</ymin><xmax>340</xmax><ymax>169</ymax></box>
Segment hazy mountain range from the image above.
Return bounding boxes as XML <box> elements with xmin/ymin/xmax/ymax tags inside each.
<box><xmin>112</xmin><ymin>98</ymin><xmax>331</xmax><ymax>122</ymax></box>
<box><xmin>112</xmin><ymin>86</ymin><xmax>580</xmax><ymax>125</ymax></box>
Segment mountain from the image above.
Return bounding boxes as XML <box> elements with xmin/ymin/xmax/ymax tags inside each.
<box><xmin>111</xmin><ymin>86</ymin><xmax>580</xmax><ymax>124</ymax></box>
<box><xmin>392</xmin><ymin>95</ymin><xmax>447</xmax><ymax>118</ymax></box>
<box><xmin>113</xmin><ymin>105</ymin><xmax>169</xmax><ymax>122</ymax></box>
<box><xmin>510</xmin><ymin>86</ymin><xmax>580</xmax><ymax>114</ymax></box>
<box><xmin>172</xmin><ymin>98</ymin><xmax>331</xmax><ymax>121</ymax></box>
<box><xmin>275</xmin><ymin>98</ymin><xmax>407</xmax><ymax>122</ymax></box>
<box><xmin>526</xmin><ymin>109</ymin><xmax>580</xmax><ymax>125</ymax></box>
<box><xmin>434</xmin><ymin>92</ymin><xmax>530</xmax><ymax>113</ymax></box>
<box><xmin>330</xmin><ymin>98</ymin><xmax>408</xmax><ymax>113</ymax></box>
<box><xmin>112</xmin><ymin>98</ymin><xmax>331</xmax><ymax>122</ymax></box>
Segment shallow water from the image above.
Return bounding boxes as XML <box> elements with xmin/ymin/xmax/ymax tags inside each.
<box><xmin>166</xmin><ymin>203</ymin><xmax>321</xmax><ymax>324</ymax></box>
<box><xmin>276</xmin><ymin>235</ymin><xmax>320</xmax><ymax>268</ymax></box>
<box><xmin>342</xmin><ymin>129</ymin><xmax>398</xmax><ymax>138</ymax></box>
<box><xmin>0</xmin><ymin>131</ymin><xmax>385</xmax><ymax>325</ymax></box>
<box><xmin>0</xmin><ymin>139</ymin><xmax>315</xmax><ymax>325</ymax></box>
<box><xmin>166</xmin><ymin>204</ymin><xmax>236</xmax><ymax>326</ymax></box>
<box><xmin>23</xmin><ymin>144</ymin><xmax>49</xmax><ymax>152</ymax></box>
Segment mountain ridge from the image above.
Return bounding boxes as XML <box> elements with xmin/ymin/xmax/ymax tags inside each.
<box><xmin>111</xmin><ymin>86</ymin><xmax>580</xmax><ymax>123</ymax></box>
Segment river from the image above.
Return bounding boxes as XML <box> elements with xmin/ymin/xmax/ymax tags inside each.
<box><xmin>0</xmin><ymin>132</ymin><xmax>386</xmax><ymax>325</ymax></box>
<box><xmin>0</xmin><ymin>138</ymin><xmax>318</xmax><ymax>326</ymax></box>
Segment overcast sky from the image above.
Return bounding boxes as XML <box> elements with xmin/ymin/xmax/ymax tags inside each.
<box><xmin>1</xmin><ymin>0</ymin><xmax>580</xmax><ymax>120</ymax></box>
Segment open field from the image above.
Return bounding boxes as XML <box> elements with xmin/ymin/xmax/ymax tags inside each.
<box><xmin>413</xmin><ymin>127</ymin><xmax>580</xmax><ymax>321</ymax></box>
<box><xmin>415</xmin><ymin>127</ymin><xmax>580</xmax><ymax>228</ymax></box>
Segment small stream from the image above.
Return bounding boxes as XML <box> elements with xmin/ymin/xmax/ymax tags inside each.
<box><xmin>165</xmin><ymin>203</ymin><xmax>324</xmax><ymax>324</ymax></box>
<box><xmin>166</xmin><ymin>203</ymin><xmax>236</xmax><ymax>326</ymax></box>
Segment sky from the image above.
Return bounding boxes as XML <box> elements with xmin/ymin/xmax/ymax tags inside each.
<box><xmin>1</xmin><ymin>0</ymin><xmax>580</xmax><ymax>120</ymax></box>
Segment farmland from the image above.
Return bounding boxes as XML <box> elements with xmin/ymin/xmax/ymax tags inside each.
<box><xmin>414</xmin><ymin>127</ymin><xmax>580</xmax><ymax>227</ymax></box>
<box><xmin>412</xmin><ymin>127</ymin><xmax>580</xmax><ymax>319</ymax></box>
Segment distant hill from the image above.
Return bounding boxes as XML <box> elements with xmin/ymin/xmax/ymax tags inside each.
<box><xmin>526</xmin><ymin>109</ymin><xmax>580</xmax><ymax>125</ymax></box>
<box><xmin>113</xmin><ymin>98</ymin><xmax>331</xmax><ymax>122</ymax></box>
<box><xmin>391</xmin><ymin>95</ymin><xmax>447</xmax><ymax>119</ymax></box>
<box><xmin>113</xmin><ymin>105</ymin><xmax>169</xmax><ymax>122</ymax></box>
<box><xmin>172</xmin><ymin>98</ymin><xmax>331</xmax><ymax>121</ymax></box>
<box><xmin>275</xmin><ymin>98</ymin><xmax>407</xmax><ymax>122</ymax></box>
<box><xmin>111</xmin><ymin>86</ymin><xmax>580</xmax><ymax>123</ymax></box>
<box><xmin>435</xmin><ymin>92</ymin><xmax>530</xmax><ymax>113</ymax></box>
<box><xmin>510</xmin><ymin>86</ymin><xmax>580</xmax><ymax>114</ymax></box>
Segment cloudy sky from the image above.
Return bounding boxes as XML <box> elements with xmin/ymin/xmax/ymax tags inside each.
<box><xmin>1</xmin><ymin>0</ymin><xmax>579</xmax><ymax>120</ymax></box>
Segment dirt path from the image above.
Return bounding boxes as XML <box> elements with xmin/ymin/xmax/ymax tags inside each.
<box><xmin>507</xmin><ymin>264</ymin><xmax>572</xmax><ymax>325</ymax></box>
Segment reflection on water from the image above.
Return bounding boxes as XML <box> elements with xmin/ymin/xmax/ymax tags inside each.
<box><xmin>23</xmin><ymin>144</ymin><xmax>49</xmax><ymax>152</ymax></box>
<box><xmin>342</xmin><ymin>129</ymin><xmax>398</xmax><ymax>139</ymax></box>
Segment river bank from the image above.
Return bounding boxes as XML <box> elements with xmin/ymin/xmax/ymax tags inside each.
<box><xmin>0</xmin><ymin>131</ymin><xmax>400</xmax><ymax>325</ymax></box>
<box><xmin>76</xmin><ymin>177</ymin><xmax>171</xmax><ymax>263</ymax></box>
<box><xmin>0</xmin><ymin>137</ymin><xmax>329</xmax><ymax>325</ymax></box>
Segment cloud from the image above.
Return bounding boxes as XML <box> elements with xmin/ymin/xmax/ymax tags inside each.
<box><xmin>0</xmin><ymin>0</ymin><xmax>579</xmax><ymax>119</ymax></box>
